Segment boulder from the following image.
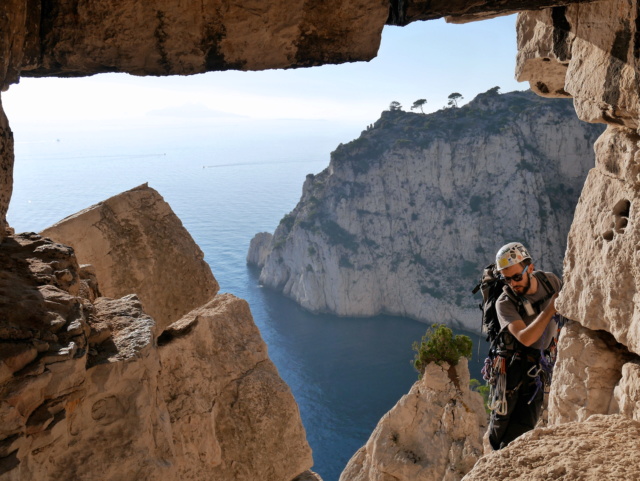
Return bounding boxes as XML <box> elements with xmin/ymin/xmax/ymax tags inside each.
<box><xmin>41</xmin><ymin>184</ymin><xmax>218</xmax><ymax>332</ymax></box>
<box><xmin>158</xmin><ymin>294</ymin><xmax>313</xmax><ymax>481</ymax></box>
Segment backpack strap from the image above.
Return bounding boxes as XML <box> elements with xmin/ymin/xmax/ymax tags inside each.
<box><xmin>529</xmin><ymin>272</ymin><xmax>556</xmax><ymax>313</ymax></box>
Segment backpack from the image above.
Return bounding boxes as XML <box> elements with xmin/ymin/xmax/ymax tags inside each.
<box><xmin>471</xmin><ymin>263</ymin><xmax>556</xmax><ymax>353</ymax></box>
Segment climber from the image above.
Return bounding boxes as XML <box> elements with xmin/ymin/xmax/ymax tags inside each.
<box><xmin>487</xmin><ymin>242</ymin><xmax>562</xmax><ymax>450</ymax></box>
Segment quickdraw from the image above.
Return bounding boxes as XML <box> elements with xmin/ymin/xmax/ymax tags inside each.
<box><xmin>483</xmin><ymin>355</ymin><xmax>509</xmax><ymax>416</ymax></box>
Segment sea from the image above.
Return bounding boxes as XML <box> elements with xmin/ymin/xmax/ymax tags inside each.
<box><xmin>7</xmin><ymin>116</ymin><xmax>488</xmax><ymax>481</ymax></box>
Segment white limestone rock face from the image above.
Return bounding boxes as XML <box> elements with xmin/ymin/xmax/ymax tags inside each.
<box><xmin>610</xmin><ymin>360</ymin><xmax>640</xmax><ymax>420</ymax></box>
<box><xmin>517</xmin><ymin>0</ymin><xmax>640</xmax><ymax>129</ymax></box>
<box><xmin>516</xmin><ymin>9</ymin><xmax>571</xmax><ymax>98</ymax></box>
<box><xmin>247</xmin><ymin>232</ymin><xmax>274</xmax><ymax>267</ymax></box>
<box><xmin>249</xmin><ymin>90</ymin><xmax>603</xmax><ymax>330</ymax></box>
<box><xmin>41</xmin><ymin>183</ymin><xmax>219</xmax><ymax>332</ymax></box>
<box><xmin>554</xmin><ymin>126</ymin><xmax>640</xmax><ymax>353</ymax></box>
<box><xmin>158</xmin><ymin>293</ymin><xmax>313</xmax><ymax>481</ymax></box>
<box><xmin>339</xmin><ymin>359</ymin><xmax>487</xmax><ymax>481</ymax></box>
<box><xmin>462</xmin><ymin>414</ymin><xmax>640</xmax><ymax>480</ymax></box>
<box><xmin>548</xmin><ymin>320</ymin><xmax>631</xmax><ymax>425</ymax></box>
<box><xmin>510</xmin><ymin>6</ymin><xmax>640</xmax><ymax>474</ymax></box>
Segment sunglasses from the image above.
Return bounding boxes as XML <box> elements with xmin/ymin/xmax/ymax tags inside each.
<box><xmin>501</xmin><ymin>264</ymin><xmax>529</xmax><ymax>283</ymax></box>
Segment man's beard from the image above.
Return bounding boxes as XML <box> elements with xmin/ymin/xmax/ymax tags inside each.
<box><xmin>512</xmin><ymin>273</ymin><xmax>532</xmax><ymax>295</ymax></box>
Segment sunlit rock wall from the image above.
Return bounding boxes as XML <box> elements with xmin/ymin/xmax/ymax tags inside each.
<box><xmin>462</xmin><ymin>415</ymin><xmax>640</xmax><ymax>480</ymax></box>
<box><xmin>462</xmin><ymin>1</ymin><xmax>640</xmax><ymax>477</ymax></box>
<box><xmin>0</xmin><ymin>232</ymin><xmax>312</xmax><ymax>481</ymax></box>
<box><xmin>340</xmin><ymin>359</ymin><xmax>486</xmax><ymax>481</ymax></box>
<box><xmin>517</xmin><ymin>0</ymin><xmax>640</xmax><ymax>423</ymax></box>
<box><xmin>40</xmin><ymin>184</ymin><xmax>219</xmax><ymax>333</ymax></box>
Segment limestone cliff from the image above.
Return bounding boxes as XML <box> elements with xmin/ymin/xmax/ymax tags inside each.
<box><xmin>339</xmin><ymin>359</ymin><xmax>487</xmax><ymax>481</ymax></box>
<box><xmin>0</xmin><ymin>203</ymin><xmax>312</xmax><ymax>480</ymax></box>
<box><xmin>248</xmin><ymin>89</ymin><xmax>603</xmax><ymax>330</ymax></box>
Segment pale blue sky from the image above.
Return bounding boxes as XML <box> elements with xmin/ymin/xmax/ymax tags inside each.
<box><xmin>4</xmin><ymin>15</ymin><xmax>526</xmax><ymax>129</ymax></box>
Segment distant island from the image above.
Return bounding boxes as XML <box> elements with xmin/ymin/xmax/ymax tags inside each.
<box><xmin>248</xmin><ymin>88</ymin><xmax>605</xmax><ymax>331</ymax></box>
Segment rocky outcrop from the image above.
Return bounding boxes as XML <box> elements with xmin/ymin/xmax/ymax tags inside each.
<box><xmin>340</xmin><ymin>359</ymin><xmax>486</xmax><ymax>481</ymax></box>
<box><xmin>549</xmin><ymin>320</ymin><xmax>633</xmax><ymax>425</ymax></box>
<box><xmin>249</xmin><ymin>90</ymin><xmax>603</xmax><ymax>330</ymax></box>
<box><xmin>0</xmin><ymin>232</ymin><xmax>312</xmax><ymax>480</ymax></box>
<box><xmin>158</xmin><ymin>294</ymin><xmax>312</xmax><ymax>480</ymax></box>
<box><xmin>462</xmin><ymin>414</ymin><xmax>640</xmax><ymax>480</ymax></box>
<box><xmin>41</xmin><ymin>184</ymin><xmax>218</xmax><ymax>332</ymax></box>
<box><xmin>247</xmin><ymin>232</ymin><xmax>274</xmax><ymax>268</ymax></box>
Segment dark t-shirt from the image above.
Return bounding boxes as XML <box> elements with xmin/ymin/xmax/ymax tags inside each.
<box><xmin>496</xmin><ymin>271</ymin><xmax>562</xmax><ymax>350</ymax></box>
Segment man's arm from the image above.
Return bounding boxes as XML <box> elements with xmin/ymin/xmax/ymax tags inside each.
<box><xmin>507</xmin><ymin>294</ymin><xmax>558</xmax><ymax>347</ymax></box>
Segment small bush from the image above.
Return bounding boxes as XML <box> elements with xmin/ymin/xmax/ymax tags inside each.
<box><xmin>412</xmin><ymin>324</ymin><xmax>472</xmax><ymax>376</ymax></box>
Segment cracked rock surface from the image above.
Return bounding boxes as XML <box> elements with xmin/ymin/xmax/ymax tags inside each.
<box><xmin>340</xmin><ymin>359</ymin><xmax>487</xmax><ymax>481</ymax></box>
<box><xmin>0</xmin><ymin>230</ymin><xmax>311</xmax><ymax>480</ymax></box>
<box><xmin>41</xmin><ymin>183</ymin><xmax>219</xmax><ymax>333</ymax></box>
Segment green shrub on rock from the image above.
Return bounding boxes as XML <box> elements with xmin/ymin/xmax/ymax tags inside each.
<box><xmin>412</xmin><ymin>323</ymin><xmax>472</xmax><ymax>376</ymax></box>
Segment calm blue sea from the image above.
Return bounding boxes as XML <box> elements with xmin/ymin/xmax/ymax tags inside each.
<box><xmin>7</xmin><ymin>117</ymin><xmax>488</xmax><ymax>481</ymax></box>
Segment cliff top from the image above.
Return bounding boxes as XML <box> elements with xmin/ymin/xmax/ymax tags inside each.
<box><xmin>331</xmin><ymin>88</ymin><xmax>578</xmax><ymax>173</ymax></box>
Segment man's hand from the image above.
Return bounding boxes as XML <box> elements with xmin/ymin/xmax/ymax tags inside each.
<box><xmin>508</xmin><ymin>294</ymin><xmax>558</xmax><ymax>347</ymax></box>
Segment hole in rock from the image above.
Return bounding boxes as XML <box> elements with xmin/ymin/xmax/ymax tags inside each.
<box><xmin>613</xmin><ymin>199</ymin><xmax>631</xmax><ymax>218</ymax></box>
<box><xmin>615</xmin><ymin>217</ymin><xmax>628</xmax><ymax>232</ymax></box>
<box><xmin>613</xmin><ymin>199</ymin><xmax>631</xmax><ymax>234</ymax></box>
<box><xmin>535</xmin><ymin>81</ymin><xmax>549</xmax><ymax>94</ymax></box>
<box><xmin>603</xmin><ymin>230</ymin><xmax>614</xmax><ymax>241</ymax></box>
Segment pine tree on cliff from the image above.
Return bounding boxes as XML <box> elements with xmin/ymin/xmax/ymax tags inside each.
<box><xmin>411</xmin><ymin>99</ymin><xmax>427</xmax><ymax>114</ymax></box>
<box><xmin>448</xmin><ymin>92</ymin><xmax>463</xmax><ymax>108</ymax></box>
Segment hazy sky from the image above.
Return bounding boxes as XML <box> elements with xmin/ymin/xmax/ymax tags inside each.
<box><xmin>3</xmin><ymin>15</ymin><xmax>527</xmax><ymax>130</ymax></box>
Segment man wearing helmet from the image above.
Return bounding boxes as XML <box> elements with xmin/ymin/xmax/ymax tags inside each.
<box><xmin>488</xmin><ymin>242</ymin><xmax>562</xmax><ymax>450</ymax></box>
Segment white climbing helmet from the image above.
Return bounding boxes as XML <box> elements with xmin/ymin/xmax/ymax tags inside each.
<box><xmin>495</xmin><ymin>242</ymin><xmax>531</xmax><ymax>271</ymax></box>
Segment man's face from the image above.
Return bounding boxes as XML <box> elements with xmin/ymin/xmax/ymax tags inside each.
<box><xmin>501</xmin><ymin>262</ymin><xmax>531</xmax><ymax>295</ymax></box>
